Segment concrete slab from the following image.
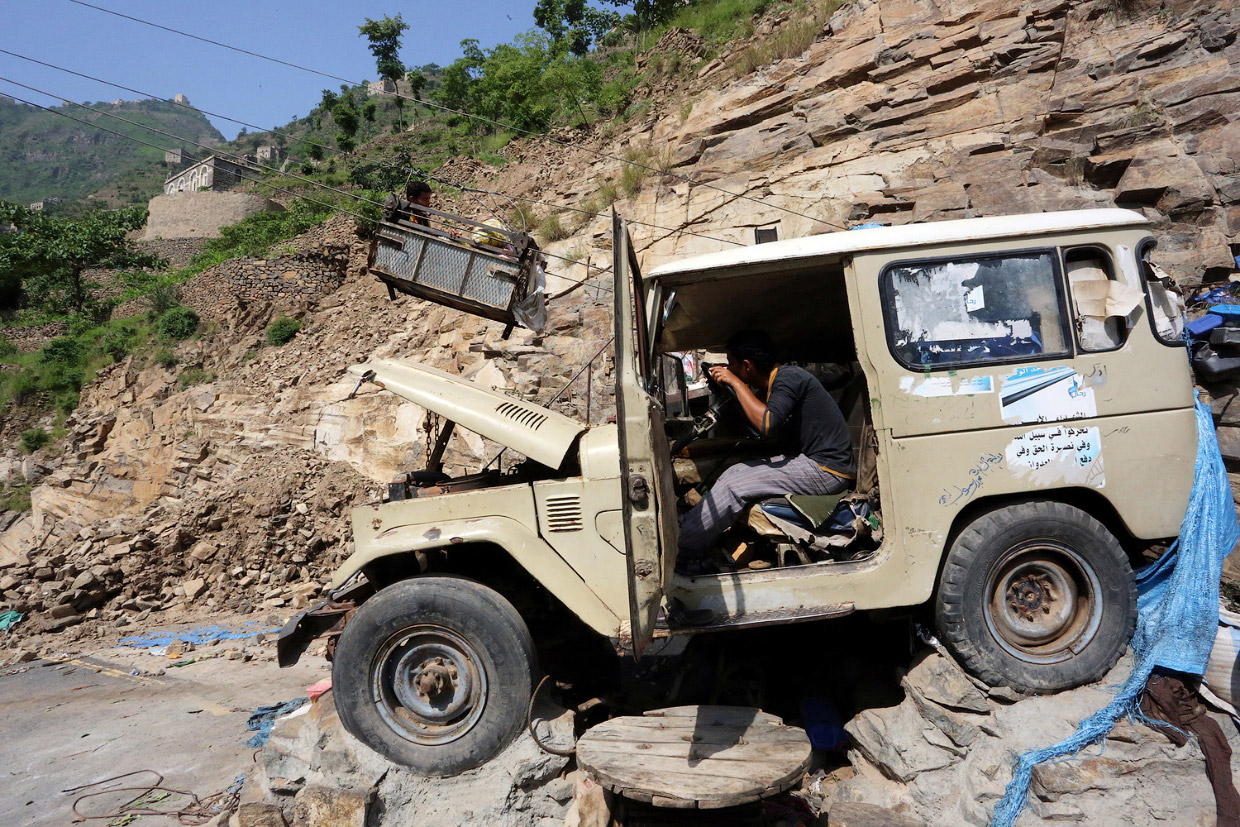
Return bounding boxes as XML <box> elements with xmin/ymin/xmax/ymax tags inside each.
<box><xmin>0</xmin><ymin>643</ymin><xmax>327</xmax><ymax>826</ymax></box>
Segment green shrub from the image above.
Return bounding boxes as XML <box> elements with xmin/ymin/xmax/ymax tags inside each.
<box><xmin>158</xmin><ymin>306</ymin><xmax>200</xmax><ymax>340</ymax></box>
<box><xmin>146</xmin><ymin>284</ymin><xmax>182</xmax><ymax>316</ymax></box>
<box><xmin>153</xmin><ymin>347</ymin><xmax>178</xmax><ymax>369</ymax></box>
<box><xmin>99</xmin><ymin>328</ymin><xmax>137</xmax><ymax>362</ymax></box>
<box><xmin>40</xmin><ymin>337</ymin><xmax>85</xmax><ymax>366</ymax></box>
<box><xmin>266</xmin><ymin>317</ymin><xmax>302</xmax><ymax>346</ymax></box>
<box><xmin>0</xmin><ymin>339</ymin><xmax>16</xmax><ymax>359</ymax></box>
<box><xmin>20</xmin><ymin>429</ymin><xmax>49</xmax><ymax>453</ymax></box>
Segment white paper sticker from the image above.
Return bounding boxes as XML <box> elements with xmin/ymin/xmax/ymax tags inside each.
<box><xmin>964</xmin><ymin>285</ymin><xmax>985</xmax><ymax>313</ymax></box>
<box><xmin>1000</xmin><ymin>366</ymin><xmax>1097</xmax><ymax>424</ymax></box>
<box><xmin>1006</xmin><ymin>425</ymin><xmax>1104</xmax><ymax>488</ymax></box>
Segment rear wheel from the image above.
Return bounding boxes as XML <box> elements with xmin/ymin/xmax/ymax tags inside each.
<box><xmin>935</xmin><ymin>501</ymin><xmax>1136</xmax><ymax>692</ymax></box>
<box><xmin>332</xmin><ymin>576</ymin><xmax>536</xmax><ymax>775</ymax></box>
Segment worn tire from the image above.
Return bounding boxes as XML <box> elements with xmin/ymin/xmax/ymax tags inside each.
<box><xmin>935</xmin><ymin>501</ymin><xmax>1136</xmax><ymax>693</ymax></box>
<box><xmin>332</xmin><ymin>576</ymin><xmax>536</xmax><ymax>775</ymax></box>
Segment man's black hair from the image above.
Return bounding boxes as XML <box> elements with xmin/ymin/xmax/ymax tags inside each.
<box><xmin>405</xmin><ymin>180</ymin><xmax>432</xmax><ymax>199</ymax></box>
<box><xmin>726</xmin><ymin>329</ymin><xmax>778</xmax><ymax>372</ymax></box>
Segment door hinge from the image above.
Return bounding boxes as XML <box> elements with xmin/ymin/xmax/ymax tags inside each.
<box><xmin>627</xmin><ymin>474</ymin><xmax>649</xmax><ymax>507</ymax></box>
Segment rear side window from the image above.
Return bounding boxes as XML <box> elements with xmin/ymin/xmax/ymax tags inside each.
<box><xmin>1138</xmin><ymin>241</ymin><xmax>1186</xmax><ymax>346</ymax></box>
<box><xmin>1063</xmin><ymin>246</ymin><xmax>1140</xmax><ymax>352</ymax></box>
<box><xmin>883</xmin><ymin>250</ymin><xmax>1070</xmax><ymax>369</ymax></box>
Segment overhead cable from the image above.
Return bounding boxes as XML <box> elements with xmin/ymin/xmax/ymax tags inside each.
<box><xmin>0</xmin><ymin>48</ymin><xmax>741</xmax><ymax>249</ymax></box>
<box><xmin>64</xmin><ymin>0</ymin><xmax>846</xmax><ymax>231</ymax></box>
<box><xmin>0</xmin><ymin>88</ymin><xmax>614</xmax><ymax>296</ymax></box>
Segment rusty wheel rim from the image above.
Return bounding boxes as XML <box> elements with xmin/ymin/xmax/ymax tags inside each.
<box><xmin>983</xmin><ymin>541</ymin><xmax>1103</xmax><ymax>664</ymax></box>
<box><xmin>372</xmin><ymin>624</ymin><xmax>487</xmax><ymax>746</ymax></box>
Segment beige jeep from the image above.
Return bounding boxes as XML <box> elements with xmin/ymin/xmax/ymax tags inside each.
<box><xmin>279</xmin><ymin>208</ymin><xmax>1193</xmax><ymax>775</ymax></box>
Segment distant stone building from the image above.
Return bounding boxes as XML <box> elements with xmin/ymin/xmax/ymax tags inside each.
<box><xmin>256</xmin><ymin>145</ymin><xmax>285</xmax><ymax>164</ymax></box>
<box><xmin>367</xmin><ymin>78</ymin><xmax>396</xmax><ymax>97</ymax></box>
<box><xmin>164</xmin><ymin>155</ymin><xmax>247</xmax><ymax>195</ymax></box>
<box><xmin>29</xmin><ymin>197</ymin><xmax>63</xmax><ymax>211</ymax></box>
<box><xmin>174</xmin><ymin>93</ymin><xmax>190</xmax><ymax>104</ymax></box>
<box><xmin>164</xmin><ymin>147</ymin><xmax>193</xmax><ymax>167</ymax></box>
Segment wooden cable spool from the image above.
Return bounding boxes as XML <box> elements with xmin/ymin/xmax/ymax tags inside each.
<box><xmin>575</xmin><ymin>705</ymin><xmax>812</xmax><ymax>810</ymax></box>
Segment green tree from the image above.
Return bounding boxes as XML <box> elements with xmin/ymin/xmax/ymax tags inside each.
<box><xmin>0</xmin><ymin>202</ymin><xmax>162</xmax><ymax>314</ymax></box>
<box><xmin>436</xmin><ymin>39</ymin><xmax>486</xmax><ymax>111</ymax></box>
<box><xmin>601</xmin><ymin>0</ymin><xmax>678</xmax><ymax>32</ymax></box>
<box><xmin>407</xmin><ymin>70</ymin><xmax>428</xmax><ymax>107</ymax></box>
<box><xmin>534</xmin><ymin>0</ymin><xmax>621</xmax><ymax>55</ymax></box>
<box><xmin>359</xmin><ymin>15</ymin><xmax>410</xmax><ymax>129</ymax></box>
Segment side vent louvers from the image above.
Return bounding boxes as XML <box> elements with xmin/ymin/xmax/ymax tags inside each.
<box><xmin>545</xmin><ymin>495</ymin><xmax>584</xmax><ymax>532</ymax></box>
<box><xmin>495</xmin><ymin>402</ymin><xmax>547</xmax><ymax>431</ymax></box>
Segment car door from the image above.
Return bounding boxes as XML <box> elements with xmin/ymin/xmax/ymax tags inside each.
<box><xmin>612</xmin><ymin>213</ymin><xmax>678</xmax><ymax>658</ymax></box>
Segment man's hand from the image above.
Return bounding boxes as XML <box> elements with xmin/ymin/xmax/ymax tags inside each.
<box><xmin>708</xmin><ymin>365</ymin><xmax>740</xmax><ymax>388</ymax></box>
<box><xmin>708</xmin><ymin>365</ymin><xmax>767</xmax><ymax>433</ymax></box>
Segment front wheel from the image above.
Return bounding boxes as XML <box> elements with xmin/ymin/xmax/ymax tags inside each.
<box><xmin>935</xmin><ymin>501</ymin><xmax>1136</xmax><ymax>693</ymax></box>
<box><xmin>332</xmin><ymin>576</ymin><xmax>536</xmax><ymax>775</ymax></box>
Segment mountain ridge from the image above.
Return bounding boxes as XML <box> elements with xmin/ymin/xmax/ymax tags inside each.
<box><xmin>0</xmin><ymin>95</ymin><xmax>224</xmax><ymax>208</ymax></box>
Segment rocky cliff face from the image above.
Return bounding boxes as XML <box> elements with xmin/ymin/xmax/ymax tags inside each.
<box><xmin>496</xmin><ymin>0</ymin><xmax>1238</xmax><ymax>285</ymax></box>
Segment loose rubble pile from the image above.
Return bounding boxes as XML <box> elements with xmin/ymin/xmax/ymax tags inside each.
<box><xmin>242</xmin><ymin>690</ymin><xmax>576</xmax><ymax>827</ymax></box>
<box><xmin>829</xmin><ymin>651</ymin><xmax>1238</xmax><ymax>826</ymax></box>
<box><xmin>0</xmin><ymin>440</ymin><xmax>371</xmax><ymax>645</ymax></box>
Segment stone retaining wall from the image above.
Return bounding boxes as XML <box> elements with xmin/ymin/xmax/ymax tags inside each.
<box><xmin>136</xmin><ymin>237</ymin><xmax>211</xmax><ymax>269</ymax></box>
<box><xmin>0</xmin><ymin>323</ymin><xmax>68</xmax><ymax>353</ymax></box>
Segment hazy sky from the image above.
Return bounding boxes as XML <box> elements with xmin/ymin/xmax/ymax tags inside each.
<box><xmin>0</xmin><ymin>0</ymin><xmax>542</xmax><ymax>140</ymax></box>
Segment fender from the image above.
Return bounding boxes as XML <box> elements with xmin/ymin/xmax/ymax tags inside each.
<box><xmin>332</xmin><ymin>516</ymin><xmax>623</xmax><ymax>637</ymax></box>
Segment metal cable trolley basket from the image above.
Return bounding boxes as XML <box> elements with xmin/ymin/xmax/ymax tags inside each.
<box><xmin>368</xmin><ymin>195</ymin><xmax>544</xmax><ymax>330</ymax></box>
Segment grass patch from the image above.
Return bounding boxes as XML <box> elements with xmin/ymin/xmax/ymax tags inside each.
<box><xmin>597</xmin><ymin>181</ymin><xmax>620</xmax><ymax>208</ymax></box>
<box><xmin>0</xmin><ymin>314</ymin><xmax>156</xmax><ymax>415</ymax></box>
<box><xmin>1</xmin><ymin>479</ymin><xmax>31</xmax><ymax>512</ymax></box>
<box><xmin>619</xmin><ymin>147</ymin><xmax>654</xmax><ymax>197</ymax></box>
<box><xmin>177</xmin><ymin>367</ymin><xmax>214</xmax><ymax>389</ymax></box>
<box><xmin>537</xmin><ymin>213</ymin><xmax>574</xmax><ymax>244</ymax></box>
<box><xmin>730</xmin><ymin>2</ymin><xmax>839</xmax><ymax>77</ymax></box>
<box><xmin>153</xmin><ymin>347</ymin><xmax>178</xmax><ymax>369</ymax></box>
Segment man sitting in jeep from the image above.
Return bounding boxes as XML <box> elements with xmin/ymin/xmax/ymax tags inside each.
<box><xmin>677</xmin><ymin>330</ymin><xmax>856</xmax><ymax>574</ymax></box>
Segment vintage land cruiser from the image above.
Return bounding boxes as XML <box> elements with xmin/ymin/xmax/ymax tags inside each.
<box><xmin>279</xmin><ymin>207</ymin><xmax>1194</xmax><ymax>776</ymax></box>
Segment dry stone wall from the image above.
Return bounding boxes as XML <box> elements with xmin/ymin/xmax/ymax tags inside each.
<box><xmin>0</xmin><ymin>322</ymin><xmax>67</xmax><ymax>353</ymax></box>
<box><xmin>136</xmin><ymin>237</ymin><xmax>211</xmax><ymax>268</ymax></box>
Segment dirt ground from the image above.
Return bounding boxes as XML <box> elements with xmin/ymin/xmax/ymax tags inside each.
<box><xmin>0</xmin><ymin>610</ymin><xmax>329</xmax><ymax>826</ymax></box>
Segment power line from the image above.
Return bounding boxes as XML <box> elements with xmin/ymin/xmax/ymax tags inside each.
<box><xmin>64</xmin><ymin>0</ymin><xmax>846</xmax><ymax>231</ymax></box>
<box><xmin>0</xmin><ymin>89</ymin><xmax>615</xmax><ymax>297</ymax></box>
<box><xmin>0</xmin><ymin>74</ymin><xmax>394</xmax><ymax>215</ymax></box>
<box><xmin>0</xmin><ymin>48</ymin><xmax>742</xmax><ymax>250</ymax></box>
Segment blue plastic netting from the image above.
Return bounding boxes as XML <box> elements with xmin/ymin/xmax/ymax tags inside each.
<box><xmin>991</xmin><ymin>397</ymin><xmax>1240</xmax><ymax>826</ymax></box>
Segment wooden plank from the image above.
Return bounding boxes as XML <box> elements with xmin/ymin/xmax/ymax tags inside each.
<box><xmin>577</xmin><ymin>705</ymin><xmax>812</xmax><ymax>810</ymax></box>
<box><xmin>582</xmin><ymin>722</ymin><xmax>804</xmax><ymax>748</ymax></box>
<box><xmin>643</xmin><ymin>706</ymin><xmax>783</xmax><ymax>724</ymax></box>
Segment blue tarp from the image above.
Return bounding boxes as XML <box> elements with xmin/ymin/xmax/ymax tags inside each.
<box><xmin>245</xmin><ymin>698</ymin><xmax>308</xmax><ymax>748</ymax></box>
<box><xmin>992</xmin><ymin>397</ymin><xmax>1240</xmax><ymax>826</ymax></box>
<box><xmin>117</xmin><ymin>621</ymin><xmax>280</xmax><ymax>649</ymax></box>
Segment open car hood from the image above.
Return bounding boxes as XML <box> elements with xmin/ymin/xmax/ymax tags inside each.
<box><xmin>347</xmin><ymin>359</ymin><xmax>587</xmax><ymax>469</ymax></box>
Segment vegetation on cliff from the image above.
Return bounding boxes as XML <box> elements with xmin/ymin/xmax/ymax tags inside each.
<box><xmin>0</xmin><ymin>96</ymin><xmax>223</xmax><ymax>208</ymax></box>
